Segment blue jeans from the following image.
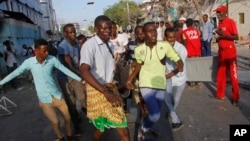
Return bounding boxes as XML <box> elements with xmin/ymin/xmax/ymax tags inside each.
<box><xmin>140</xmin><ymin>88</ymin><xmax>165</xmax><ymax>131</ymax></box>
<box><xmin>164</xmin><ymin>79</ymin><xmax>186</xmax><ymax>123</ymax></box>
<box><xmin>202</xmin><ymin>40</ymin><xmax>211</xmax><ymax>56</ymax></box>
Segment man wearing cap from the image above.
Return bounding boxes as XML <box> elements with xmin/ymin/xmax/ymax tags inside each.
<box><xmin>214</xmin><ymin>5</ymin><xmax>240</xmax><ymax>107</ymax></box>
<box><xmin>179</xmin><ymin>17</ymin><xmax>187</xmax><ymax>30</ymax></box>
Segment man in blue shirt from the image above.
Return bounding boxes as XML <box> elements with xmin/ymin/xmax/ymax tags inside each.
<box><xmin>0</xmin><ymin>39</ymin><xmax>81</xmax><ymax>141</ymax></box>
<box><xmin>202</xmin><ymin>14</ymin><xmax>214</xmax><ymax>56</ymax></box>
<box><xmin>57</xmin><ymin>23</ymin><xmax>86</xmax><ymax>136</ymax></box>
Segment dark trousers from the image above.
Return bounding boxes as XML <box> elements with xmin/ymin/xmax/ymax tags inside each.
<box><xmin>202</xmin><ymin>40</ymin><xmax>212</xmax><ymax>56</ymax></box>
<box><xmin>7</xmin><ymin>63</ymin><xmax>18</xmax><ymax>89</ymax></box>
<box><xmin>58</xmin><ymin>79</ymin><xmax>81</xmax><ymax>131</ymax></box>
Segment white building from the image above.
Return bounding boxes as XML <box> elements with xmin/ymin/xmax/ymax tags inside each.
<box><xmin>202</xmin><ymin>0</ymin><xmax>250</xmax><ymax>38</ymax></box>
<box><xmin>73</xmin><ymin>22</ymin><xmax>81</xmax><ymax>36</ymax></box>
<box><xmin>138</xmin><ymin>0</ymin><xmax>250</xmax><ymax>38</ymax></box>
<box><xmin>39</xmin><ymin>0</ymin><xmax>58</xmax><ymax>40</ymax></box>
<box><xmin>228</xmin><ymin>1</ymin><xmax>250</xmax><ymax>38</ymax></box>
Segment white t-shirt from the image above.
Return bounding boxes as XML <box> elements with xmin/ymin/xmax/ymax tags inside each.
<box><xmin>5</xmin><ymin>51</ymin><xmax>17</xmax><ymax>67</ymax></box>
<box><xmin>183</xmin><ymin>23</ymin><xmax>187</xmax><ymax>30</ymax></box>
<box><xmin>157</xmin><ymin>27</ymin><xmax>165</xmax><ymax>41</ymax></box>
<box><xmin>110</xmin><ymin>33</ymin><xmax>128</xmax><ymax>54</ymax></box>
<box><xmin>166</xmin><ymin>41</ymin><xmax>187</xmax><ymax>86</ymax></box>
<box><xmin>80</xmin><ymin>35</ymin><xmax>115</xmax><ymax>84</ymax></box>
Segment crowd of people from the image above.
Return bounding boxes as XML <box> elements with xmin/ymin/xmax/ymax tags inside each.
<box><xmin>0</xmin><ymin>5</ymin><xmax>241</xmax><ymax>141</ymax></box>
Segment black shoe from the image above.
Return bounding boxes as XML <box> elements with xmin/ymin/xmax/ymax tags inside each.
<box><xmin>232</xmin><ymin>100</ymin><xmax>239</xmax><ymax>108</ymax></box>
<box><xmin>172</xmin><ymin>122</ymin><xmax>184</xmax><ymax>131</ymax></box>
<box><xmin>149</xmin><ymin>129</ymin><xmax>160</xmax><ymax>137</ymax></box>
<box><xmin>67</xmin><ymin>136</ymin><xmax>76</xmax><ymax>141</ymax></box>
<box><xmin>82</xmin><ymin>107</ymin><xmax>87</xmax><ymax>114</ymax></box>
<box><xmin>74</xmin><ymin>129</ymin><xmax>82</xmax><ymax>137</ymax></box>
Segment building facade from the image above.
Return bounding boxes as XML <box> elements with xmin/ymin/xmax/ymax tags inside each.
<box><xmin>39</xmin><ymin>0</ymin><xmax>59</xmax><ymax>40</ymax></box>
<box><xmin>138</xmin><ymin>0</ymin><xmax>249</xmax><ymax>37</ymax></box>
<box><xmin>228</xmin><ymin>1</ymin><xmax>250</xmax><ymax>38</ymax></box>
<box><xmin>0</xmin><ymin>0</ymin><xmax>59</xmax><ymax>74</ymax></box>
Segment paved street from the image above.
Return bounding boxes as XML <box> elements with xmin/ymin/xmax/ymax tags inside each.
<box><xmin>0</xmin><ymin>46</ymin><xmax>250</xmax><ymax>141</ymax></box>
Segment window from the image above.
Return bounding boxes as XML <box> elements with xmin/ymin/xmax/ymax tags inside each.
<box><xmin>239</xmin><ymin>13</ymin><xmax>244</xmax><ymax>24</ymax></box>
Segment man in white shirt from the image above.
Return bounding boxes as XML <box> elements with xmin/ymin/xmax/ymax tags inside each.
<box><xmin>80</xmin><ymin>15</ymin><xmax>130</xmax><ymax>141</ymax></box>
<box><xmin>3</xmin><ymin>41</ymin><xmax>18</xmax><ymax>89</ymax></box>
<box><xmin>110</xmin><ymin>21</ymin><xmax>129</xmax><ymax>62</ymax></box>
<box><xmin>110</xmin><ymin>21</ymin><xmax>131</xmax><ymax>114</ymax></box>
<box><xmin>157</xmin><ymin>21</ymin><xmax>165</xmax><ymax>41</ymax></box>
<box><xmin>164</xmin><ymin>28</ymin><xmax>187</xmax><ymax>131</ymax></box>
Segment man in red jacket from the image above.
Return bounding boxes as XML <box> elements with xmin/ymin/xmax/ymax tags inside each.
<box><xmin>182</xmin><ymin>18</ymin><xmax>201</xmax><ymax>58</ymax></box>
<box><xmin>182</xmin><ymin>18</ymin><xmax>202</xmax><ymax>88</ymax></box>
<box><xmin>214</xmin><ymin>5</ymin><xmax>239</xmax><ymax>107</ymax></box>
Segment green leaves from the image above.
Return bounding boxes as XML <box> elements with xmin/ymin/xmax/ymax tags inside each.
<box><xmin>104</xmin><ymin>1</ymin><xmax>140</xmax><ymax>28</ymax></box>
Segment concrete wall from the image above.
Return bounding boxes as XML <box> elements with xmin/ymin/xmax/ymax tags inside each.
<box><xmin>228</xmin><ymin>1</ymin><xmax>250</xmax><ymax>38</ymax></box>
<box><xmin>0</xmin><ymin>18</ymin><xmax>43</xmax><ymax>48</ymax></box>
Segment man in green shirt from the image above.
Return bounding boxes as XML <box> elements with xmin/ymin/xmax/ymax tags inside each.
<box><xmin>126</xmin><ymin>22</ymin><xmax>183</xmax><ymax>140</ymax></box>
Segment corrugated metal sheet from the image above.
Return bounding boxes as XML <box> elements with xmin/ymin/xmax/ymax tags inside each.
<box><xmin>2</xmin><ymin>10</ymin><xmax>34</xmax><ymax>24</ymax></box>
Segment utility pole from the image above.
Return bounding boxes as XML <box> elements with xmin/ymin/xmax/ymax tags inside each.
<box><xmin>126</xmin><ymin>0</ymin><xmax>130</xmax><ymax>26</ymax></box>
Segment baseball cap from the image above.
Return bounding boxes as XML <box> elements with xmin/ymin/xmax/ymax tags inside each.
<box><xmin>179</xmin><ymin>17</ymin><xmax>186</xmax><ymax>21</ymax></box>
<box><xmin>214</xmin><ymin>5</ymin><xmax>228</xmax><ymax>12</ymax></box>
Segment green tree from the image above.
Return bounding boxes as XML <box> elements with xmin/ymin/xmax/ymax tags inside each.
<box><xmin>88</xmin><ymin>25</ymin><xmax>94</xmax><ymax>34</ymax></box>
<box><xmin>60</xmin><ymin>24</ymin><xmax>66</xmax><ymax>33</ymax></box>
<box><xmin>103</xmin><ymin>1</ymin><xmax>140</xmax><ymax>28</ymax></box>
